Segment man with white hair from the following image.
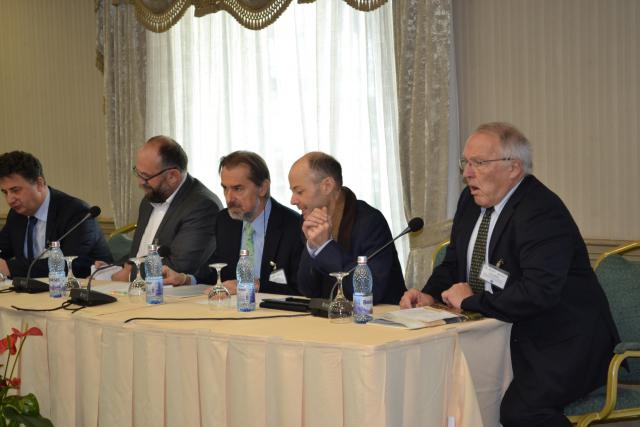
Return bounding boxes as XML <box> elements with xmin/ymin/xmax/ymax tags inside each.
<box><xmin>401</xmin><ymin>122</ymin><xmax>619</xmax><ymax>427</ymax></box>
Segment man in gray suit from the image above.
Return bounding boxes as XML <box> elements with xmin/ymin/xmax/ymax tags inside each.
<box><xmin>111</xmin><ymin>136</ymin><xmax>222</xmax><ymax>280</ymax></box>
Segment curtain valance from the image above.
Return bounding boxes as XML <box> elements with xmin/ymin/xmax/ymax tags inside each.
<box><xmin>125</xmin><ymin>0</ymin><xmax>387</xmax><ymax>32</ymax></box>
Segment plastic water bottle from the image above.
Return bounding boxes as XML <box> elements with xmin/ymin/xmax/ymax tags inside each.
<box><xmin>48</xmin><ymin>241</ymin><xmax>65</xmax><ymax>298</ymax></box>
<box><xmin>352</xmin><ymin>255</ymin><xmax>373</xmax><ymax>323</ymax></box>
<box><xmin>236</xmin><ymin>249</ymin><xmax>255</xmax><ymax>312</ymax></box>
<box><xmin>145</xmin><ymin>244</ymin><xmax>163</xmax><ymax>304</ymax></box>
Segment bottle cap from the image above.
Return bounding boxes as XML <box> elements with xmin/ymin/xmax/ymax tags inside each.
<box><xmin>50</xmin><ymin>241</ymin><xmax>61</xmax><ymax>248</ymax></box>
<box><xmin>357</xmin><ymin>255</ymin><xmax>368</xmax><ymax>264</ymax></box>
<box><xmin>147</xmin><ymin>243</ymin><xmax>159</xmax><ymax>253</ymax></box>
<box><xmin>239</xmin><ymin>249</ymin><xmax>250</xmax><ymax>256</ymax></box>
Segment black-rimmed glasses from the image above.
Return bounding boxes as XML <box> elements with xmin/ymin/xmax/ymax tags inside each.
<box><xmin>132</xmin><ymin>166</ymin><xmax>178</xmax><ymax>184</ymax></box>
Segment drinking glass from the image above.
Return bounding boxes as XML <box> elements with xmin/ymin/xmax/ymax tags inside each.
<box><xmin>328</xmin><ymin>272</ymin><xmax>353</xmax><ymax>323</ymax></box>
<box><xmin>63</xmin><ymin>256</ymin><xmax>81</xmax><ymax>297</ymax></box>
<box><xmin>127</xmin><ymin>257</ymin><xmax>146</xmax><ymax>303</ymax></box>
<box><xmin>208</xmin><ymin>263</ymin><xmax>232</xmax><ymax>310</ymax></box>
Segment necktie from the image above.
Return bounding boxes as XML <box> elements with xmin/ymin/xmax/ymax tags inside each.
<box><xmin>26</xmin><ymin>216</ymin><xmax>38</xmax><ymax>262</ymax></box>
<box><xmin>469</xmin><ymin>207</ymin><xmax>494</xmax><ymax>294</ymax></box>
<box><xmin>242</xmin><ymin>222</ymin><xmax>254</xmax><ymax>257</ymax></box>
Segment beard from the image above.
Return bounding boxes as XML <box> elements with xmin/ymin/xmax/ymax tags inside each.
<box><xmin>143</xmin><ymin>185</ymin><xmax>168</xmax><ymax>203</ymax></box>
<box><xmin>227</xmin><ymin>197</ymin><xmax>261</xmax><ymax>222</ymax></box>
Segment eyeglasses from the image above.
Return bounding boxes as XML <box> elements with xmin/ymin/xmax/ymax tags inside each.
<box><xmin>458</xmin><ymin>157</ymin><xmax>511</xmax><ymax>171</ymax></box>
<box><xmin>132</xmin><ymin>166</ymin><xmax>178</xmax><ymax>184</ymax></box>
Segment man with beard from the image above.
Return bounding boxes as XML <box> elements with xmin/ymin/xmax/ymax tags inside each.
<box><xmin>111</xmin><ymin>136</ymin><xmax>222</xmax><ymax>281</ymax></box>
<box><xmin>163</xmin><ymin>151</ymin><xmax>302</xmax><ymax>294</ymax></box>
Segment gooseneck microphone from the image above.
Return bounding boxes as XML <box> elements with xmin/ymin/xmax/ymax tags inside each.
<box><xmin>307</xmin><ymin>217</ymin><xmax>424</xmax><ymax>317</ymax></box>
<box><xmin>347</xmin><ymin>217</ymin><xmax>424</xmax><ymax>274</ymax></box>
<box><xmin>68</xmin><ymin>263</ymin><xmax>117</xmax><ymax>306</ymax></box>
<box><xmin>12</xmin><ymin>206</ymin><xmax>102</xmax><ymax>293</ymax></box>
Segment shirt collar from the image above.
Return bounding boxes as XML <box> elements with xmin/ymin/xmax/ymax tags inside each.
<box><xmin>150</xmin><ymin>173</ymin><xmax>187</xmax><ymax>208</ymax></box>
<box><xmin>484</xmin><ymin>177</ymin><xmax>525</xmax><ymax>216</ymax></box>
<box><xmin>33</xmin><ymin>187</ymin><xmax>50</xmax><ymax>222</ymax></box>
<box><xmin>244</xmin><ymin>197</ymin><xmax>272</xmax><ymax>235</ymax></box>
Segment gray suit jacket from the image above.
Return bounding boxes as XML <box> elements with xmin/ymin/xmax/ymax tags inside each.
<box><xmin>130</xmin><ymin>174</ymin><xmax>222</xmax><ymax>274</ymax></box>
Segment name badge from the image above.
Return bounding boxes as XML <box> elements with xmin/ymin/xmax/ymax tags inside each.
<box><xmin>269</xmin><ymin>268</ymin><xmax>287</xmax><ymax>284</ymax></box>
<box><xmin>479</xmin><ymin>262</ymin><xmax>509</xmax><ymax>289</ymax></box>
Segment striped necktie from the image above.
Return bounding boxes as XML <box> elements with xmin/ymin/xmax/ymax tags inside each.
<box><xmin>468</xmin><ymin>207</ymin><xmax>494</xmax><ymax>294</ymax></box>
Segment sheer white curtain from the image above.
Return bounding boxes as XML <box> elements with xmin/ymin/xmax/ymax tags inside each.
<box><xmin>145</xmin><ymin>1</ymin><xmax>407</xmax><ymax>268</ymax></box>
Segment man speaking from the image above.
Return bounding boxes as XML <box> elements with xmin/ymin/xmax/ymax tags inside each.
<box><xmin>401</xmin><ymin>122</ymin><xmax>619</xmax><ymax>426</ymax></box>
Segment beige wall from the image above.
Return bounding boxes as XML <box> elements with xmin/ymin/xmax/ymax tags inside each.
<box><xmin>0</xmin><ymin>1</ymin><xmax>112</xmax><ymax>220</ymax></box>
<box><xmin>453</xmin><ymin>0</ymin><xmax>639</xmax><ymax>240</ymax></box>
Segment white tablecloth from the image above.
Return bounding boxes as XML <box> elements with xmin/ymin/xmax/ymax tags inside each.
<box><xmin>0</xmin><ymin>285</ymin><xmax>511</xmax><ymax>427</ymax></box>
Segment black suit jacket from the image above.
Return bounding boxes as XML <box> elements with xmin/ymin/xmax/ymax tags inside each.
<box><xmin>194</xmin><ymin>198</ymin><xmax>303</xmax><ymax>295</ymax></box>
<box><xmin>424</xmin><ymin>175</ymin><xmax>619</xmax><ymax>408</ymax></box>
<box><xmin>0</xmin><ymin>187</ymin><xmax>113</xmax><ymax>278</ymax></box>
<box><xmin>130</xmin><ymin>174</ymin><xmax>223</xmax><ymax>275</ymax></box>
<box><xmin>297</xmin><ymin>189</ymin><xmax>406</xmax><ymax>305</ymax></box>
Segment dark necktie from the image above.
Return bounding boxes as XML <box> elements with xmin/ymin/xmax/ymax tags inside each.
<box><xmin>469</xmin><ymin>207</ymin><xmax>494</xmax><ymax>294</ymax></box>
<box><xmin>26</xmin><ymin>216</ymin><xmax>38</xmax><ymax>262</ymax></box>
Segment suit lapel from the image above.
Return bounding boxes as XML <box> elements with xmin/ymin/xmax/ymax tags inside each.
<box><xmin>154</xmin><ymin>174</ymin><xmax>193</xmax><ymax>242</ymax></box>
<box><xmin>488</xmin><ymin>175</ymin><xmax>533</xmax><ymax>257</ymax></box>
<box><xmin>261</xmin><ymin>199</ymin><xmax>282</xmax><ymax>276</ymax></box>
<box><xmin>458</xmin><ymin>194</ymin><xmax>481</xmax><ymax>280</ymax></box>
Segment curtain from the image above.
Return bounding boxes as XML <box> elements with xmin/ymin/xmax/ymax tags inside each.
<box><xmin>394</xmin><ymin>0</ymin><xmax>453</xmax><ymax>288</ymax></box>
<box><xmin>128</xmin><ymin>0</ymin><xmax>389</xmax><ymax>32</ymax></box>
<box><xmin>145</xmin><ymin>1</ymin><xmax>408</xmax><ymax>268</ymax></box>
<box><xmin>98</xmin><ymin>0</ymin><xmax>147</xmax><ymax>228</ymax></box>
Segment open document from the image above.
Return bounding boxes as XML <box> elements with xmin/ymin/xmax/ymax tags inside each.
<box><xmin>369</xmin><ymin>306</ymin><xmax>466</xmax><ymax>330</ymax></box>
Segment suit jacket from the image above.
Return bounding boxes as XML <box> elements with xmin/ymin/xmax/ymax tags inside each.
<box><xmin>424</xmin><ymin>175</ymin><xmax>619</xmax><ymax>408</ymax></box>
<box><xmin>0</xmin><ymin>187</ymin><xmax>113</xmax><ymax>278</ymax></box>
<box><xmin>297</xmin><ymin>188</ymin><xmax>406</xmax><ymax>305</ymax></box>
<box><xmin>194</xmin><ymin>198</ymin><xmax>303</xmax><ymax>295</ymax></box>
<box><xmin>130</xmin><ymin>174</ymin><xmax>223</xmax><ymax>275</ymax></box>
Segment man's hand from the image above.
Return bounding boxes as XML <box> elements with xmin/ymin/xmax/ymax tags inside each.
<box><xmin>302</xmin><ymin>207</ymin><xmax>332</xmax><ymax>250</ymax></box>
<box><xmin>441</xmin><ymin>282</ymin><xmax>473</xmax><ymax>309</ymax></box>
<box><xmin>0</xmin><ymin>258</ymin><xmax>10</xmax><ymax>279</ymax></box>
<box><xmin>162</xmin><ymin>265</ymin><xmax>189</xmax><ymax>286</ymax></box>
<box><xmin>111</xmin><ymin>263</ymin><xmax>132</xmax><ymax>282</ymax></box>
<box><xmin>399</xmin><ymin>288</ymin><xmax>435</xmax><ymax>308</ymax></box>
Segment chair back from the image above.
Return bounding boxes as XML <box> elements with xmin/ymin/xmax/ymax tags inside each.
<box><xmin>108</xmin><ymin>223</ymin><xmax>137</xmax><ymax>263</ymax></box>
<box><xmin>431</xmin><ymin>240</ymin><xmax>449</xmax><ymax>271</ymax></box>
<box><xmin>595</xmin><ymin>250</ymin><xmax>640</xmax><ymax>383</ymax></box>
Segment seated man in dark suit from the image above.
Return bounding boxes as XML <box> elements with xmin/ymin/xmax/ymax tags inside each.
<box><xmin>163</xmin><ymin>151</ymin><xmax>303</xmax><ymax>294</ymax></box>
<box><xmin>288</xmin><ymin>152</ymin><xmax>405</xmax><ymax>304</ymax></box>
<box><xmin>0</xmin><ymin>151</ymin><xmax>112</xmax><ymax>278</ymax></box>
<box><xmin>111</xmin><ymin>136</ymin><xmax>223</xmax><ymax>281</ymax></box>
<box><xmin>400</xmin><ymin>122</ymin><xmax>619</xmax><ymax>427</ymax></box>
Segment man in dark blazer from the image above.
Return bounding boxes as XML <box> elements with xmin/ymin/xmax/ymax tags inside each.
<box><xmin>111</xmin><ymin>136</ymin><xmax>222</xmax><ymax>281</ymax></box>
<box><xmin>401</xmin><ymin>123</ymin><xmax>619</xmax><ymax>427</ymax></box>
<box><xmin>163</xmin><ymin>151</ymin><xmax>302</xmax><ymax>294</ymax></box>
<box><xmin>0</xmin><ymin>151</ymin><xmax>112</xmax><ymax>278</ymax></box>
<box><xmin>288</xmin><ymin>152</ymin><xmax>405</xmax><ymax>304</ymax></box>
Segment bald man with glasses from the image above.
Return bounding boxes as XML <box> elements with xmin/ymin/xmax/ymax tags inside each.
<box><xmin>111</xmin><ymin>136</ymin><xmax>222</xmax><ymax>281</ymax></box>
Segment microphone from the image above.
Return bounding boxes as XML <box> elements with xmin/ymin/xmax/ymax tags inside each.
<box><xmin>12</xmin><ymin>206</ymin><xmax>102</xmax><ymax>294</ymax></box>
<box><xmin>68</xmin><ymin>263</ymin><xmax>117</xmax><ymax>306</ymax></box>
<box><xmin>308</xmin><ymin>217</ymin><xmax>424</xmax><ymax>317</ymax></box>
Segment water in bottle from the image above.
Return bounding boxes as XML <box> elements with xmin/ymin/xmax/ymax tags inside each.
<box><xmin>236</xmin><ymin>249</ymin><xmax>256</xmax><ymax>312</ymax></box>
<box><xmin>352</xmin><ymin>255</ymin><xmax>373</xmax><ymax>323</ymax></box>
<box><xmin>145</xmin><ymin>244</ymin><xmax>164</xmax><ymax>304</ymax></box>
<box><xmin>48</xmin><ymin>241</ymin><xmax>65</xmax><ymax>298</ymax></box>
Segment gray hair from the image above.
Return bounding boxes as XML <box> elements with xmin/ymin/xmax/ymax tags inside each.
<box><xmin>475</xmin><ymin>122</ymin><xmax>533</xmax><ymax>175</ymax></box>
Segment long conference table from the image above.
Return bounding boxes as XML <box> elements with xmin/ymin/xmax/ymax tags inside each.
<box><xmin>0</xmin><ymin>281</ymin><xmax>512</xmax><ymax>427</ymax></box>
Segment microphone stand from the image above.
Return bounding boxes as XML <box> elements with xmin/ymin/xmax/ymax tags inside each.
<box><xmin>68</xmin><ymin>264</ymin><xmax>117</xmax><ymax>307</ymax></box>
<box><xmin>12</xmin><ymin>207</ymin><xmax>101</xmax><ymax>294</ymax></box>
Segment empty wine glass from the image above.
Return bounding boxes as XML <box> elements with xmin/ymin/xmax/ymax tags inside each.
<box><xmin>63</xmin><ymin>256</ymin><xmax>80</xmax><ymax>297</ymax></box>
<box><xmin>128</xmin><ymin>257</ymin><xmax>146</xmax><ymax>303</ymax></box>
<box><xmin>328</xmin><ymin>272</ymin><xmax>353</xmax><ymax>323</ymax></box>
<box><xmin>208</xmin><ymin>263</ymin><xmax>232</xmax><ymax>310</ymax></box>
